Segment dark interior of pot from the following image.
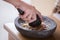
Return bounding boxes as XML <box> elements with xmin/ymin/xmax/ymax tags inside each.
<box><xmin>14</xmin><ymin>16</ymin><xmax>57</xmax><ymax>38</ymax></box>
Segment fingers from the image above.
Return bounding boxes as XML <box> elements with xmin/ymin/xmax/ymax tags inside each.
<box><xmin>19</xmin><ymin>12</ymin><xmax>32</xmax><ymax>21</ymax></box>
<box><xmin>19</xmin><ymin>11</ymin><xmax>43</xmax><ymax>23</ymax></box>
<box><xmin>22</xmin><ymin>10</ymin><xmax>31</xmax><ymax>18</ymax></box>
<box><xmin>28</xmin><ymin>13</ymin><xmax>36</xmax><ymax>23</ymax></box>
<box><xmin>27</xmin><ymin>13</ymin><xmax>32</xmax><ymax>20</ymax></box>
<box><xmin>19</xmin><ymin>6</ymin><xmax>43</xmax><ymax>23</ymax></box>
<box><xmin>36</xmin><ymin>10</ymin><xmax>43</xmax><ymax>22</ymax></box>
<box><xmin>19</xmin><ymin>12</ymin><xmax>36</xmax><ymax>23</ymax></box>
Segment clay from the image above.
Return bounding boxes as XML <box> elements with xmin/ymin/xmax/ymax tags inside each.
<box><xmin>14</xmin><ymin>16</ymin><xmax>57</xmax><ymax>38</ymax></box>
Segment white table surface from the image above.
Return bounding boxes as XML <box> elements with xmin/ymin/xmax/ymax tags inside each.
<box><xmin>4</xmin><ymin>23</ymin><xmax>29</xmax><ymax>40</ymax></box>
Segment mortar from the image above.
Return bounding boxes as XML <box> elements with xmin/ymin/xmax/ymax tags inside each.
<box><xmin>14</xmin><ymin>16</ymin><xmax>57</xmax><ymax>38</ymax></box>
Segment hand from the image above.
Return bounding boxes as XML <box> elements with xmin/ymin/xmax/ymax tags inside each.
<box><xmin>5</xmin><ymin>0</ymin><xmax>43</xmax><ymax>23</ymax></box>
<box><xmin>17</xmin><ymin>1</ymin><xmax>43</xmax><ymax>23</ymax></box>
<box><xmin>19</xmin><ymin>6</ymin><xmax>43</xmax><ymax>23</ymax></box>
<box><xmin>19</xmin><ymin>6</ymin><xmax>36</xmax><ymax>23</ymax></box>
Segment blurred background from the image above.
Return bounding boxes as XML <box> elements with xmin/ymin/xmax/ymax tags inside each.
<box><xmin>0</xmin><ymin>0</ymin><xmax>57</xmax><ymax>40</ymax></box>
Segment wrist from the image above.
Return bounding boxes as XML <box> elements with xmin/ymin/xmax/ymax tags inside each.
<box><xmin>16</xmin><ymin>1</ymin><xmax>34</xmax><ymax>11</ymax></box>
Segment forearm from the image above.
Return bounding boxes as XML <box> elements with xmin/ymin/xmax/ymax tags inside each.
<box><xmin>4</xmin><ymin>0</ymin><xmax>22</xmax><ymax>8</ymax></box>
<box><xmin>4</xmin><ymin>0</ymin><xmax>33</xmax><ymax>9</ymax></box>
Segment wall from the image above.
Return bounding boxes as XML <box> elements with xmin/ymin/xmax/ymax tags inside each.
<box><xmin>0</xmin><ymin>1</ymin><xmax>18</xmax><ymax>40</ymax></box>
<box><xmin>32</xmin><ymin>0</ymin><xmax>56</xmax><ymax>16</ymax></box>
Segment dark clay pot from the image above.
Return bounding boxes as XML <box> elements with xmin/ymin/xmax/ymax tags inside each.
<box><xmin>14</xmin><ymin>16</ymin><xmax>57</xmax><ymax>38</ymax></box>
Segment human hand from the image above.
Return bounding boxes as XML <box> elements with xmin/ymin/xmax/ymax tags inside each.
<box><xmin>17</xmin><ymin>1</ymin><xmax>43</xmax><ymax>23</ymax></box>
<box><xmin>5</xmin><ymin>0</ymin><xmax>43</xmax><ymax>23</ymax></box>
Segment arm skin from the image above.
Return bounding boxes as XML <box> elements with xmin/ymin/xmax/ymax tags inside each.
<box><xmin>4</xmin><ymin>0</ymin><xmax>43</xmax><ymax>23</ymax></box>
